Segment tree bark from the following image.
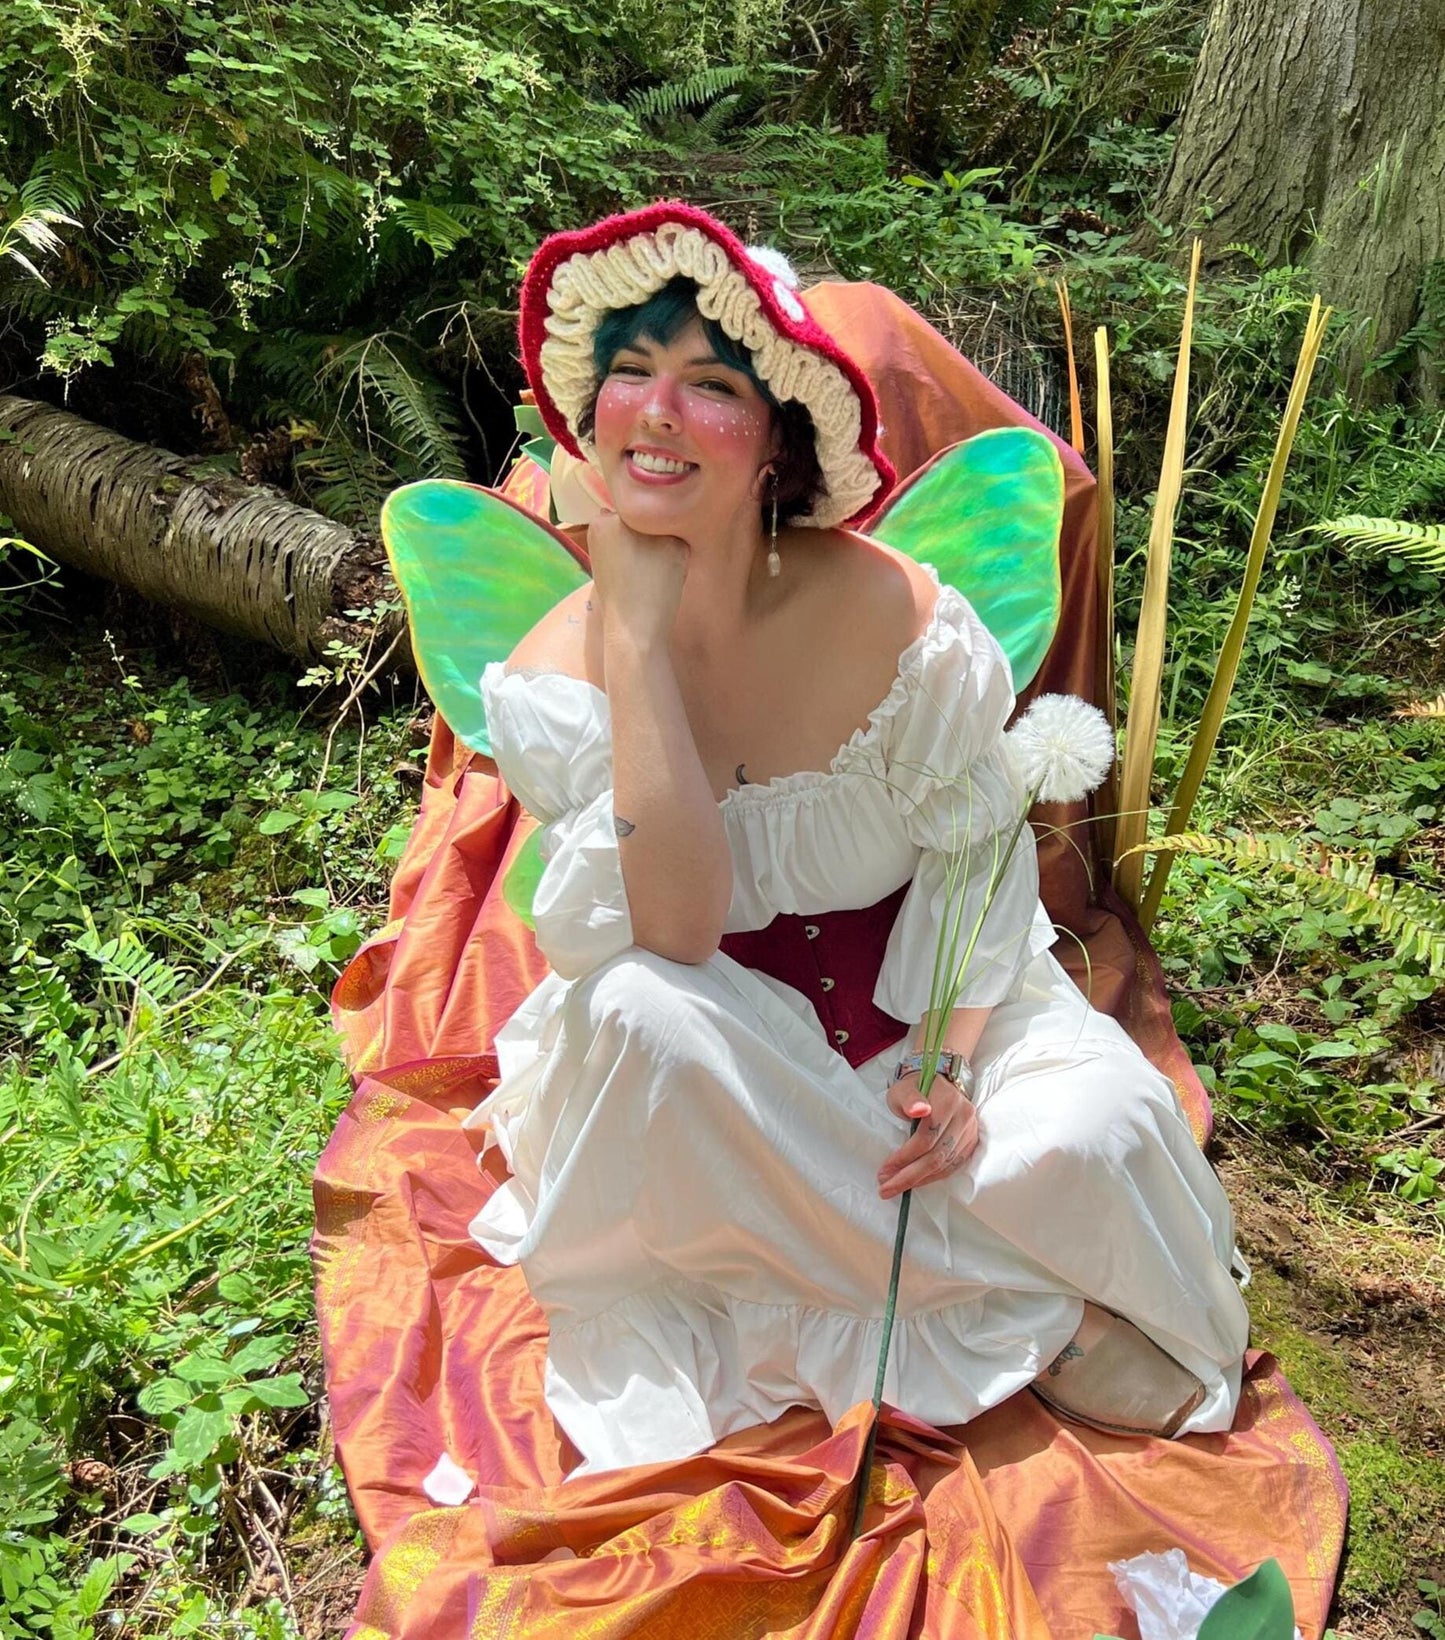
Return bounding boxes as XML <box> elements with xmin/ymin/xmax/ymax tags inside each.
<box><xmin>0</xmin><ymin>396</ymin><xmax>399</xmax><ymax>662</ymax></box>
<box><xmin>1155</xmin><ymin>0</ymin><xmax>1445</xmax><ymax>379</ymax></box>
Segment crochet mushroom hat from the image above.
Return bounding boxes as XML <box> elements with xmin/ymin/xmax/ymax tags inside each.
<box><xmin>518</xmin><ymin>201</ymin><xmax>896</xmax><ymax>529</ymax></box>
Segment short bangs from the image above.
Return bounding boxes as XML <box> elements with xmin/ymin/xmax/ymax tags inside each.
<box><xmin>591</xmin><ymin>277</ymin><xmax>775</xmax><ymax>403</ymax></box>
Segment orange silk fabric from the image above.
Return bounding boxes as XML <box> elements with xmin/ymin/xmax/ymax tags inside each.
<box><xmin>315</xmin><ymin>288</ymin><xmax>1346</xmax><ymax>1639</ymax></box>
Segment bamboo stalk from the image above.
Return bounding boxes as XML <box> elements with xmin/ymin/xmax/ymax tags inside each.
<box><xmin>1112</xmin><ymin>239</ymin><xmax>1202</xmax><ymax>912</ymax></box>
<box><xmin>1092</xmin><ymin>324</ymin><xmax>1119</xmax><ymax>872</ymax></box>
<box><xmin>1056</xmin><ymin>280</ymin><xmax>1085</xmax><ymax>455</ymax></box>
<box><xmin>1138</xmin><ymin>297</ymin><xmax>1332</xmax><ymax>931</ymax></box>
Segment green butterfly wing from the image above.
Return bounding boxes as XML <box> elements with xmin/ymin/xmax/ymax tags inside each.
<box><xmin>382</xmin><ymin>479</ymin><xmax>588</xmax><ymax>756</ymax></box>
<box><xmin>866</xmin><ymin>427</ymin><xmax>1065</xmax><ymax>691</ymax></box>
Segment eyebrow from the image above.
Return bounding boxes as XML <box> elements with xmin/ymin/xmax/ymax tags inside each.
<box><xmin>614</xmin><ymin>340</ymin><xmax>734</xmax><ymax>370</ymax></box>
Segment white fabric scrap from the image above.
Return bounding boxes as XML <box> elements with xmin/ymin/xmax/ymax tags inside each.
<box><xmin>422</xmin><ymin>1452</ymin><xmax>476</xmax><ymax>1506</ymax></box>
<box><xmin>1109</xmin><ymin>1550</ymin><xmax>1302</xmax><ymax>1640</ymax></box>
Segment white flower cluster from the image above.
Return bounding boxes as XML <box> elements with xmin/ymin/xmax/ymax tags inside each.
<box><xmin>1005</xmin><ymin>693</ymin><xmax>1115</xmax><ymax>804</ymax></box>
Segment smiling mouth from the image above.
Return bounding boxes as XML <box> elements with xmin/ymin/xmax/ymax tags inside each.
<box><xmin>627</xmin><ymin>449</ymin><xmax>697</xmax><ymax>476</ymax></box>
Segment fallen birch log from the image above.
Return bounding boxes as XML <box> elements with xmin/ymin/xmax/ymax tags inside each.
<box><xmin>0</xmin><ymin>395</ymin><xmax>401</xmax><ymax>663</ymax></box>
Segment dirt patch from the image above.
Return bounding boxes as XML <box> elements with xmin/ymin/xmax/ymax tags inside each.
<box><xmin>1216</xmin><ymin>1127</ymin><xmax>1445</xmax><ymax>1639</ymax></box>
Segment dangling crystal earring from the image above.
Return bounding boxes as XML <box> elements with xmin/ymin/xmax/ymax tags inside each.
<box><xmin>766</xmin><ymin>487</ymin><xmax>781</xmax><ymax>579</ymax></box>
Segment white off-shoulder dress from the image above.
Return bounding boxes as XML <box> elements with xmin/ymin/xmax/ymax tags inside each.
<box><xmin>466</xmin><ymin>580</ymin><xmax>1249</xmax><ymax>1476</ymax></box>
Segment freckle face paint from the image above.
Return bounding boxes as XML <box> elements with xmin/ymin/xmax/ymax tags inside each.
<box><xmin>595</xmin><ymin>366</ymin><xmax>771</xmax><ymax>499</ymax></box>
<box><xmin>593</xmin><ymin>376</ymin><xmax>648</xmax><ymax>456</ymax></box>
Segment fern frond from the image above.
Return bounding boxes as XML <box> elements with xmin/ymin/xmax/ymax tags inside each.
<box><xmin>1366</xmin><ymin>258</ymin><xmax>1445</xmax><ymax>376</ymax></box>
<box><xmin>1143</xmin><ymin>832</ymin><xmax>1445</xmax><ymax>973</ymax></box>
<box><xmin>1395</xmin><ymin>694</ymin><xmax>1445</xmax><ymax>719</ymax></box>
<box><xmin>389</xmin><ymin>200</ymin><xmax>474</xmax><ymax>257</ymax></box>
<box><xmin>9</xmin><ymin>945</ymin><xmax>89</xmax><ymax>1038</ymax></box>
<box><xmin>76</xmin><ymin>931</ymin><xmax>186</xmax><ymax>1004</ymax></box>
<box><xmin>1315</xmin><ymin>514</ymin><xmax>1445</xmax><ymax>570</ymax></box>
<box><xmin>324</xmin><ymin>334</ymin><xmax>467</xmax><ymax>480</ymax></box>
<box><xmin>629</xmin><ymin>64</ymin><xmax>754</xmax><ymax>120</ymax></box>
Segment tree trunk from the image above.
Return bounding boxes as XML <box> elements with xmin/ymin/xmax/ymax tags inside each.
<box><xmin>0</xmin><ymin>395</ymin><xmax>399</xmax><ymax>661</ymax></box>
<box><xmin>1155</xmin><ymin>0</ymin><xmax>1445</xmax><ymax>381</ymax></box>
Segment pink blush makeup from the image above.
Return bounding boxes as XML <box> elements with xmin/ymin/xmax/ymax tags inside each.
<box><xmin>594</xmin><ymin>377</ymin><xmax>648</xmax><ymax>452</ymax></box>
<box><xmin>594</xmin><ymin>377</ymin><xmax>768</xmax><ymax>465</ymax></box>
<box><xmin>682</xmin><ymin>398</ymin><xmax>767</xmax><ymax>457</ymax></box>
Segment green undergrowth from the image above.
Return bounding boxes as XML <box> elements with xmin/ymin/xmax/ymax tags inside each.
<box><xmin>1127</xmin><ymin>362</ymin><xmax>1445</xmax><ymax>1214</ymax></box>
<box><xmin>0</xmin><ymin>618</ymin><xmax>418</xmax><ymax>1634</ymax></box>
<box><xmin>1246</xmin><ymin>1267</ymin><xmax>1445</xmax><ymax>1609</ymax></box>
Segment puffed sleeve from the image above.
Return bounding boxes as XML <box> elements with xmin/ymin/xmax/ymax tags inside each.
<box><xmin>874</xmin><ymin>590</ymin><xmax>1055</xmax><ymax>1020</ymax></box>
<box><xmin>481</xmin><ymin>664</ymin><xmax>634</xmax><ymax>980</ymax></box>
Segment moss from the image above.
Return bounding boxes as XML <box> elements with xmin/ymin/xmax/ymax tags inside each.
<box><xmin>1245</xmin><ymin>1266</ymin><xmax>1361</xmax><ymax>1416</ymax></box>
<box><xmin>1336</xmin><ymin>1439</ymin><xmax>1445</xmax><ymax>1597</ymax></box>
<box><xmin>1241</xmin><ymin>1267</ymin><xmax>1445</xmax><ymax>1601</ymax></box>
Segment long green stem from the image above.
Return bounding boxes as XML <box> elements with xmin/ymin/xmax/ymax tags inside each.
<box><xmin>848</xmin><ymin>1116</ymin><xmax>917</xmax><ymax>1542</ymax></box>
<box><xmin>849</xmin><ymin>787</ymin><xmax>1040</xmax><ymax>1542</ymax></box>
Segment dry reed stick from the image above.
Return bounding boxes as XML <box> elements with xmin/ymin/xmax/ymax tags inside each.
<box><xmin>1112</xmin><ymin>239</ymin><xmax>1201</xmax><ymax>912</ymax></box>
<box><xmin>1056</xmin><ymin>279</ymin><xmax>1085</xmax><ymax>455</ymax></box>
<box><xmin>1092</xmin><ymin>323</ymin><xmax>1119</xmax><ymax>871</ymax></box>
<box><xmin>1138</xmin><ymin>297</ymin><xmax>1332</xmax><ymax>931</ymax></box>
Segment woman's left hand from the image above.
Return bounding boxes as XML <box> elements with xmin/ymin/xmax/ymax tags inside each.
<box><xmin>877</xmin><ymin>1069</ymin><xmax>979</xmax><ymax>1199</ymax></box>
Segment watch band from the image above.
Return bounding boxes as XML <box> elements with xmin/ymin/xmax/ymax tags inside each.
<box><xmin>893</xmin><ymin>1048</ymin><xmax>975</xmax><ymax>1101</ymax></box>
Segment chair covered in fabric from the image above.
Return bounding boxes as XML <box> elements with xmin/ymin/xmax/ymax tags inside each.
<box><xmin>313</xmin><ymin>283</ymin><xmax>1346</xmax><ymax>1640</ymax></box>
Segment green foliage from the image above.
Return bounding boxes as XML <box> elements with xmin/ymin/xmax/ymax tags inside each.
<box><xmin>1337</xmin><ymin>1443</ymin><xmax>1445</xmax><ymax>1598</ymax></box>
<box><xmin>0</xmin><ymin>617</ymin><xmax>416</xmax><ymax>1633</ymax></box>
<box><xmin>0</xmin><ymin>0</ymin><xmax>654</xmax><ymax>507</ymax></box>
<box><xmin>1366</xmin><ymin>259</ymin><xmax>1445</xmax><ymax>382</ymax></box>
<box><xmin>0</xmin><ymin>158</ymin><xmax>82</xmax><ymax>287</ymax></box>
<box><xmin>0</xmin><ymin>0</ymin><xmax>1216</xmax><ymax>510</ymax></box>
<box><xmin>1418</xmin><ymin>1579</ymin><xmax>1445</xmax><ymax>1640</ymax></box>
<box><xmin>1147</xmin><ymin>831</ymin><xmax>1445</xmax><ymax>974</ymax></box>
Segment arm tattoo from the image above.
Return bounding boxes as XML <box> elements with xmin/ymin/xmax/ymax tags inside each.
<box><xmin>613</xmin><ymin>814</ymin><xmax>636</xmax><ymax>838</ymax></box>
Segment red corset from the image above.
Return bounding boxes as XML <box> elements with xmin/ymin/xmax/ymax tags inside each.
<box><xmin>718</xmin><ymin>883</ymin><xmax>911</xmax><ymax>1070</ymax></box>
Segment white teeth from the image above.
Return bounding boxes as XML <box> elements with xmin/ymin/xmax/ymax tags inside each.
<box><xmin>630</xmin><ymin>451</ymin><xmax>693</xmax><ymax>475</ymax></box>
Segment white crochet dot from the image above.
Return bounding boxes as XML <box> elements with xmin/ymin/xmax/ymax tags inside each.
<box><xmin>747</xmin><ymin>245</ymin><xmax>800</xmax><ymax>290</ymax></box>
<box><xmin>772</xmin><ymin>279</ymin><xmax>805</xmax><ymax>323</ymax></box>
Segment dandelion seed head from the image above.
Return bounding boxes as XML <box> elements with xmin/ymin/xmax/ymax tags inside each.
<box><xmin>1006</xmin><ymin>693</ymin><xmax>1114</xmax><ymax>804</ymax></box>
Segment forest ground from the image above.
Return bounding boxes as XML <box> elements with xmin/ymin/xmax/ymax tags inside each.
<box><xmin>4</xmin><ymin>544</ymin><xmax>1444</xmax><ymax>1637</ymax></box>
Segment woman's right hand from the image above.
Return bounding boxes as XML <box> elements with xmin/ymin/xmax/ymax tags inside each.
<box><xmin>589</xmin><ymin>508</ymin><xmax>689</xmax><ymax>651</ymax></box>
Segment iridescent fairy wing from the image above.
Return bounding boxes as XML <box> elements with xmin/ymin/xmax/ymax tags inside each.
<box><xmin>382</xmin><ymin>479</ymin><xmax>588</xmax><ymax>756</ymax></box>
<box><xmin>864</xmin><ymin>427</ymin><xmax>1065</xmax><ymax>691</ymax></box>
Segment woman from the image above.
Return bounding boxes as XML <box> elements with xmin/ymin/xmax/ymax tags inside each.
<box><xmin>467</xmin><ymin>203</ymin><xmax>1248</xmax><ymax>1476</ymax></box>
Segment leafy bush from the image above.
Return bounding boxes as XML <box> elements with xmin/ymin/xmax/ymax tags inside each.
<box><xmin>0</xmin><ymin>616</ymin><xmax>415</xmax><ymax>1633</ymax></box>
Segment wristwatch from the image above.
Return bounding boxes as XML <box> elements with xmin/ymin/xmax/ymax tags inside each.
<box><xmin>893</xmin><ymin>1048</ymin><xmax>976</xmax><ymax>1102</ymax></box>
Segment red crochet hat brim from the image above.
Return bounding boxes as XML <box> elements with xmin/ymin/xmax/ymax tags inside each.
<box><xmin>518</xmin><ymin>201</ymin><xmax>895</xmax><ymax>529</ymax></box>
